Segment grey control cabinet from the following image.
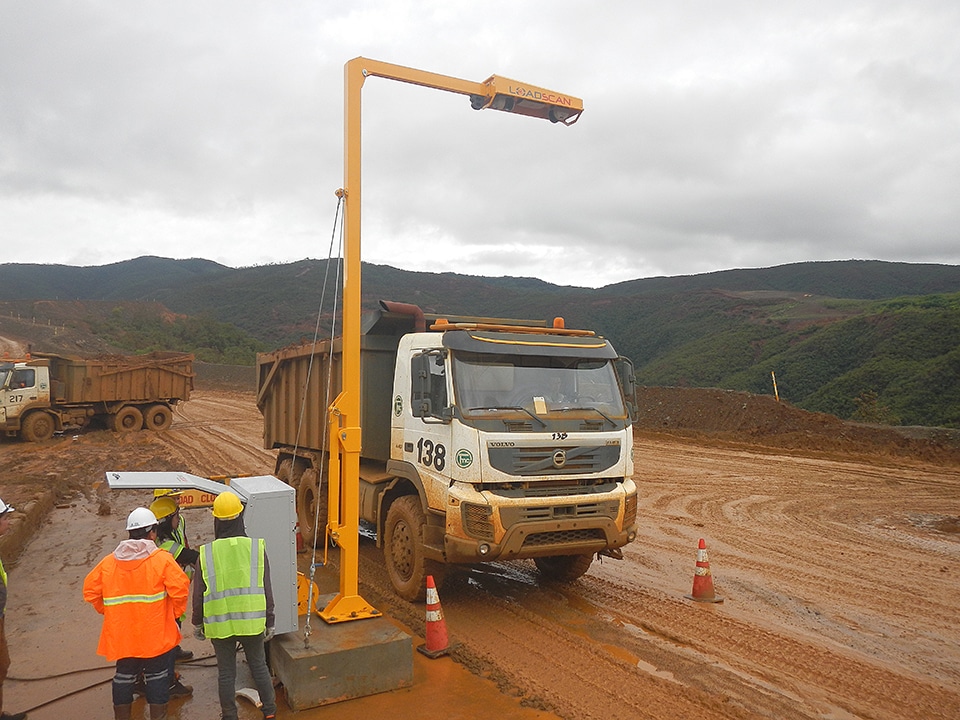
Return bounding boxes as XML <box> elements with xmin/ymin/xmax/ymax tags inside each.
<box><xmin>230</xmin><ymin>475</ymin><xmax>298</xmax><ymax>636</ymax></box>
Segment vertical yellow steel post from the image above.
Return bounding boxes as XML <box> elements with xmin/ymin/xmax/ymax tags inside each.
<box><xmin>319</xmin><ymin>59</ymin><xmax>378</xmax><ymax>622</ymax></box>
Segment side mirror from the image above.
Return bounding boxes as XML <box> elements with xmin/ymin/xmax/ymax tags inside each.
<box><xmin>615</xmin><ymin>356</ymin><xmax>637</xmax><ymax>421</ymax></box>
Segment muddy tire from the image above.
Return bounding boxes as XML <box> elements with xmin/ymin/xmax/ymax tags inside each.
<box><xmin>296</xmin><ymin>467</ymin><xmax>326</xmax><ymax>547</ymax></box>
<box><xmin>20</xmin><ymin>411</ymin><xmax>55</xmax><ymax>442</ymax></box>
<box><xmin>113</xmin><ymin>406</ymin><xmax>144</xmax><ymax>433</ymax></box>
<box><xmin>277</xmin><ymin>457</ymin><xmax>306</xmax><ymax>489</ymax></box>
<box><xmin>143</xmin><ymin>404</ymin><xmax>173</xmax><ymax>431</ymax></box>
<box><xmin>384</xmin><ymin>495</ymin><xmax>443</xmax><ymax>602</ymax></box>
<box><xmin>534</xmin><ymin>553</ymin><xmax>594</xmax><ymax>582</ymax></box>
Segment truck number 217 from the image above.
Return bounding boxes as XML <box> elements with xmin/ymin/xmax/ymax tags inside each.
<box><xmin>416</xmin><ymin>438</ymin><xmax>446</xmax><ymax>471</ymax></box>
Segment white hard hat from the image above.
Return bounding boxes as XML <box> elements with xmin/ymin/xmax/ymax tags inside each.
<box><xmin>0</xmin><ymin>498</ymin><xmax>13</xmax><ymax>515</ymax></box>
<box><xmin>126</xmin><ymin>507</ymin><xmax>158</xmax><ymax>531</ymax></box>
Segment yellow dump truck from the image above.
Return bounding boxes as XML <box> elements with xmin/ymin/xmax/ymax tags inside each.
<box><xmin>0</xmin><ymin>351</ymin><xmax>194</xmax><ymax>441</ymax></box>
<box><xmin>257</xmin><ymin>302</ymin><xmax>639</xmax><ymax>601</ymax></box>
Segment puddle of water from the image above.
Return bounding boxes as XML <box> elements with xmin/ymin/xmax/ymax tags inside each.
<box><xmin>5</xmin><ymin>495</ymin><xmax>560</xmax><ymax>720</ymax></box>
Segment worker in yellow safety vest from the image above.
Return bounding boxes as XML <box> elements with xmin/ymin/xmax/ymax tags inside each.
<box><xmin>0</xmin><ymin>498</ymin><xmax>27</xmax><ymax>720</ymax></box>
<box><xmin>83</xmin><ymin>507</ymin><xmax>189</xmax><ymax>720</ymax></box>
<box><xmin>153</xmin><ymin>489</ymin><xmax>188</xmax><ymax>548</ymax></box>
<box><xmin>191</xmin><ymin>491</ymin><xmax>276</xmax><ymax>720</ymax></box>
<box><xmin>149</xmin><ymin>495</ymin><xmax>198</xmax><ymax>693</ymax></box>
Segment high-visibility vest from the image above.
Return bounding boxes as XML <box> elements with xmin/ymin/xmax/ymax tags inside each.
<box><xmin>172</xmin><ymin>516</ymin><xmax>188</xmax><ymax>548</ymax></box>
<box><xmin>158</xmin><ymin>538</ymin><xmax>194</xmax><ymax>578</ymax></box>
<box><xmin>159</xmin><ymin>538</ymin><xmax>184</xmax><ymax>559</ymax></box>
<box><xmin>158</xmin><ymin>538</ymin><xmax>191</xmax><ymax>621</ymax></box>
<box><xmin>199</xmin><ymin>536</ymin><xmax>267</xmax><ymax>639</ymax></box>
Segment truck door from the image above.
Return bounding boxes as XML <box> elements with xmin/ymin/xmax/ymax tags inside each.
<box><xmin>406</xmin><ymin>349</ymin><xmax>453</xmax><ymax>497</ymax></box>
<box><xmin>2</xmin><ymin>367</ymin><xmax>39</xmax><ymax>422</ymax></box>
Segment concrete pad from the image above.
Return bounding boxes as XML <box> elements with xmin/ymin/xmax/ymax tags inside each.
<box><xmin>272</xmin><ymin>608</ymin><xmax>413</xmax><ymax>710</ymax></box>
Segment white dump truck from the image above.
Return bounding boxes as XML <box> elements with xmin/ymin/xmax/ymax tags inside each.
<box><xmin>257</xmin><ymin>301</ymin><xmax>638</xmax><ymax>601</ymax></box>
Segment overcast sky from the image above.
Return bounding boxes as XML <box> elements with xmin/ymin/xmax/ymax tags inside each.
<box><xmin>1</xmin><ymin>1</ymin><xmax>958</xmax><ymax>288</ymax></box>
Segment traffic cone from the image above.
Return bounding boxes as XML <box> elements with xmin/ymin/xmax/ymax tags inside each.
<box><xmin>685</xmin><ymin>538</ymin><xmax>724</xmax><ymax>603</ymax></box>
<box><xmin>417</xmin><ymin>575</ymin><xmax>450</xmax><ymax>658</ymax></box>
<box><xmin>295</xmin><ymin>523</ymin><xmax>306</xmax><ymax>553</ymax></box>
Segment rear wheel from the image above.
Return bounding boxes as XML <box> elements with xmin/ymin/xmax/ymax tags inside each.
<box><xmin>534</xmin><ymin>553</ymin><xmax>594</xmax><ymax>582</ymax></box>
<box><xmin>113</xmin><ymin>406</ymin><xmax>144</xmax><ymax>433</ymax></box>
<box><xmin>383</xmin><ymin>495</ymin><xmax>444</xmax><ymax>602</ymax></box>
<box><xmin>143</xmin><ymin>404</ymin><xmax>173</xmax><ymax>431</ymax></box>
<box><xmin>20</xmin><ymin>411</ymin><xmax>55</xmax><ymax>442</ymax></box>
<box><xmin>296</xmin><ymin>467</ymin><xmax>326</xmax><ymax>546</ymax></box>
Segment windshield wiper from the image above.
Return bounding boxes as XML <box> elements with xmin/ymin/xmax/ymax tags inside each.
<box><xmin>555</xmin><ymin>406</ymin><xmax>617</xmax><ymax>426</ymax></box>
<box><xmin>467</xmin><ymin>406</ymin><xmax>547</xmax><ymax>428</ymax></box>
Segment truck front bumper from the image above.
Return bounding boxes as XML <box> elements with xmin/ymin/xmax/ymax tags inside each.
<box><xmin>443</xmin><ymin>517</ymin><xmax>636</xmax><ymax>564</ymax></box>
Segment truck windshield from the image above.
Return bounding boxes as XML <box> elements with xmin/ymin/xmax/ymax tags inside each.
<box><xmin>452</xmin><ymin>351</ymin><xmax>626</xmax><ymax>418</ymax></box>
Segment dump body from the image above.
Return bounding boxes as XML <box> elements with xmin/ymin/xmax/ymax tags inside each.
<box><xmin>257</xmin><ymin>334</ymin><xmax>397</xmax><ymax>463</ymax></box>
<box><xmin>257</xmin><ymin>305</ymin><xmax>639</xmax><ymax>601</ymax></box>
<box><xmin>38</xmin><ymin>351</ymin><xmax>195</xmax><ymax>405</ymax></box>
<box><xmin>0</xmin><ymin>351</ymin><xmax>194</xmax><ymax>441</ymax></box>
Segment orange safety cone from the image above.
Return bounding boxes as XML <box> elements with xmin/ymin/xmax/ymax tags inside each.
<box><xmin>295</xmin><ymin>523</ymin><xmax>306</xmax><ymax>554</ymax></box>
<box><xmin>417</xmin><ymin>575</ymin><xmax>450</xmax><ymax>658</ymax></box>
<box><xmin>685</xmin><ymin>538</ymin><xmax>724</xmax><ymax>603</ymax></box>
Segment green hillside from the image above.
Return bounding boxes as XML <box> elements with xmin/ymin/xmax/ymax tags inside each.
<box><xmin>1</xmin><ymin>257</ymin><xmax>959</xmax><ymax>427</ymax></box>
<box><xmin>634</xmin><ymin>292</ymin><xmax>960</xmax><ymax>427</ymax></box>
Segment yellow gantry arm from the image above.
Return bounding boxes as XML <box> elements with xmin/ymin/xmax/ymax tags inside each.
<box><xmin>320</xmin><ymin>57</ymin><xmax>580</xmax><ymax>624</ymax></box>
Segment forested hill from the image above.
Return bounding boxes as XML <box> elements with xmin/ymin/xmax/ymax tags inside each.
<box><xmin>1</xmin><ymin>257</ymin><xmax>959</xmax><ymax>427</ymax></box>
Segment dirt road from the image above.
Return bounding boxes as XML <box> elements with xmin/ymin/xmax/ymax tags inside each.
<box><xmin>2</xmin><ymin>390</ymin><xmax>959</xmax><ymax>719</ymax></box>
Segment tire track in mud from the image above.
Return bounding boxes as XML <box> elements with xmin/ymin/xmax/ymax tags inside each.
<box><xmin>574</xmin><ymin>574</ymin><xmax>960</xmax><ymax>720</ymax></box>
<box><xmin>74</xmin><ymin>389</ymin><xmax>959</xmax><ymax>720</ymax></box>
<box><xmin>623</xmin><ymin>438</ymin><xmax>960</xmax><ymax>718</ymax></box>
<box><xmin>353</xmin><ymin>548</ymin><xmax>760</xmax><ymax>720</ymax></box>
<box><xmin>157</xmin><ymin>392</ymin><xmax>276</xmax><ymax>476</ymax></box>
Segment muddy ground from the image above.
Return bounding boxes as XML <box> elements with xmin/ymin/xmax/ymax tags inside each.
<box><xmin>1</xmin><ymin>382</ymin><xmax>959</xmax><ymax>719</ymax></box>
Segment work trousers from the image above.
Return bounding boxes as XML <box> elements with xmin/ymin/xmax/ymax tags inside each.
<box><xmin>113</xmin><ymin>651</ymin><xmax>171</xmax><ymax>705</ymax></box>
<box><xmin>167</xmin><ymin>618</ymin><xmax>183</xmax><ymax>689</ymax></box>
<box><xmin>0</xmin><ymin>616</ymin><xmax>10</xmax><ymax>714</ymax></box>
<box><xmin>211</xmin><ymin>634</ymin><xmax>276</xmax><ymax>720</ymax></box>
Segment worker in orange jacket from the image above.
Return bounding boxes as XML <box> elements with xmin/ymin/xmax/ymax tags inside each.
<box><xmin>83</xmin><ymin>507</ymin><xmax>190</xmax><ymax>720</ymax></box>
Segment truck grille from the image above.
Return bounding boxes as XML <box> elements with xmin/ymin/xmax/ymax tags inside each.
<box><xmin>522</xmin><ymin>528</ymin><xmax>606</xmax><ymax>548</ymax></box>
<box><xmin>500</xmin><ymin>501</ymin><xmax>620</xmax><ymax>528</ymax></box>
<box><xmin>488</xmin><ymin>444</ymin><xmax>620</xmax><ymax>476</ymax></box>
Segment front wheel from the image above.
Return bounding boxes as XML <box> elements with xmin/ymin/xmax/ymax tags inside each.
<box><xmin>534</xmin><ymin>553</ymin><xmax>594</xmax><ymax>582</ymax></box>
<box><xmin>20</xmin><ymin>411</ymin><xmax>55</xmax><ymax>442</ymax></box>
<box><xmin>384</xmin><ymin>495</ymin><xmax>444</xmax><ymax>602</ymax></box>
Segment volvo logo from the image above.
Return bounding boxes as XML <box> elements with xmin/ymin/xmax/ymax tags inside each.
<box><xmin>552</xmin><ymin>449</ymin><xmax>567</xmax><ymax>468</ymax></box>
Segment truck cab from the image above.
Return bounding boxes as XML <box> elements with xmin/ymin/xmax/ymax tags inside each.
<box><xmin>0</xmin><ymin>360</ymin><xmax>53</xmax><ymax>440</ymax></box>
<box><xmin>379</xmin><ymin>321</ymin><xmax>638</xmax><ymax>598</ymax></box>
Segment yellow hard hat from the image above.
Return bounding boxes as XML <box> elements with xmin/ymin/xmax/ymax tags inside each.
<box><xmin>149</xmin><ymin>496</ymin><xmax>179</xmax><ymax>521</ymax></box>
<box><xmin>153</xmin><ymin>488</ymin><xmax>182</xmax><ymax>498</ymax></box>
<box><xmin>212</xmin><ymin>491</ymin><xmax>243</xmax><ymax>520</ymax></box>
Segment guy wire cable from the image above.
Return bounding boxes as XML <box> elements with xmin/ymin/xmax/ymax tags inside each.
<box><xmin>302</xmin><ymin>194</ymin><xmax>344</xmax><ymax>641</ymax></box>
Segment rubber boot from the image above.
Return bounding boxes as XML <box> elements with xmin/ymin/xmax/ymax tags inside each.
<box><xmin>114</xmin><ymin>704</ymin><xmax>133</xmax><ymax>720</ymax></box>
<box><xmin>149</xmin><ymin>704</ymin><xmax>168</xmax><ymax>720</ymax></box>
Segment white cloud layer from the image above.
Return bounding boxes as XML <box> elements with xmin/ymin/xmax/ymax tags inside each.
<box><xmin>1</xmin><ymin>0</ymin><xmax>958</xmax><ymax>287</ymax></box>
